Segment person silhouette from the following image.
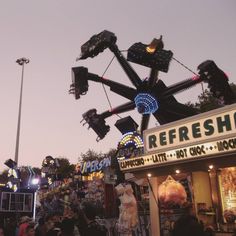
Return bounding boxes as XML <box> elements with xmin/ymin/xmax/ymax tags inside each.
<box><xmin>172</xmin><ymin>215</ymin><xmax>205</xmax><ymax>236</ymax></box>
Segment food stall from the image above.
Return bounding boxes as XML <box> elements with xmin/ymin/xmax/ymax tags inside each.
<box><xmin>119</xmin><ymin>104</ymin><xmax>236</xmax><ymax>236</ymax></box>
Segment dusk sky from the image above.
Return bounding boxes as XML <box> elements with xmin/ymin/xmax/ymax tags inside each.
<box><xmin>0</xmin><ymin>1</ymin><xmax>235</xmax><ymax>170</ymax></box>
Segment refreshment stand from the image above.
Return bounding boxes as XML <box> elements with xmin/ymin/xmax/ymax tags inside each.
<box><xmin>119</xmin><ymin>104</ymin><xmax>236</xmax><ymax>235</ymax></box>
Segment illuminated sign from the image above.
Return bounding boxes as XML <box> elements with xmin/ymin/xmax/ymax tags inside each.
<box><xmin>117</xmin><ymin>132</ymin><xmax>144</xmax><ymax>160</ymax></box>
<box><xmin>119</xmin><ymin>136</ymin><xmax>236</xmax><ymax>171</ymax></box>
<box><xmin>81</xmin><ymin>157</ymin><xmax>111</xmax><ymax>174</ymax></box>
<box><xmin>144</xmin><ymin>104</ymin><xmax>236</xmax><ymax>154</ymax></box>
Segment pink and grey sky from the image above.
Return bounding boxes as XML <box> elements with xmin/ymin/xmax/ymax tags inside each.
<box><xmin>0</xmin><ymin>0</ymin><xmax>235</xmax><ymax>170</ymax></box>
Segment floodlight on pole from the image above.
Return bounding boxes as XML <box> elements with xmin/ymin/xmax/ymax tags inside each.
<box><xmin>15</xmin><ymin>57</ymin><xmax>30</xmax><ymax>165</ymax></box>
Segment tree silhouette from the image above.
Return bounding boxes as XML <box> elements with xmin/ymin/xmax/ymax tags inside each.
<box><xmin>187</xmin><ymin>83</ymin><xmax>236</xmax><ymax>112</ymax></box>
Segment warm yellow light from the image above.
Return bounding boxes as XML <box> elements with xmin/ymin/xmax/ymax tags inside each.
<box><xmin>209</xmin><ymin>165</ymin><xmax>214</xmax><ymax>170</ymax></box>
<box><xmin>175</xmin><ymin>169</ymin><xmax>180</xmax><ymax>174</ymax></box>
<box><xmin>147</xmin><ymin>173</ymin><xmax>152</xmax><ymax>178</ymax></box>
<box><xmin>146</xmin><ymin>37</ymin><xmax>161</xmax><ymax>54</ymax></box>
<box><xmin>146</xmin><ymin>46</ymin><xmax>156</xmax><ymax>54</ymax></box>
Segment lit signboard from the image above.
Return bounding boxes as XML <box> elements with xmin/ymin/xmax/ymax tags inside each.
<box><xmin>119</xmin><ymin>136</ymin><xmax>236</xmax><ymax>171</ymax></box>
<box><xmin>144</xmin><ymin>104</ymin><xmax>236</xmax><ymax>154</ymax></box>
<box><xmin>117</xmin><ymin>132</ymin><xmax>144</xmax><ymax>160</ymax></box>
<box><xmin>119</xmin><ymin>104</ymin><xmax>236</xmax><ymax>171</ymax></box>
<box><xmin>81</xmin><ymin>157</ymin><xmax>111</xmax><ymax>174</ymax></box>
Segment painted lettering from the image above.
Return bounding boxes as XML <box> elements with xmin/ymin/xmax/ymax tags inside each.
<box><xmin>189</xmin><ymin>145</ymin><xmax>205</xmax><ymax>156</ymax></box>
<box><xmin>217</xmin><ymin>138</ymin><xmax>236</xmax><ymax>151</ymax></box>
<box><xmin>204</xmin><ymin>119</ymin><xmax>214</xmax><ymax>136</ymax></box>
<box><xmin>152</xmin><ymin>153</ymin><xmax>167</xmax><ymax>163</ymax></box>
<box><xmin>176</xmin><ymin>149</ymin><xmax>187</xmax><ymax>158</ymax></box>
<box><xmin>149</xmin><ymin>135</ymin><xmax>157</xmax><ymax>149</ymax></box>
<box><xmin>159</xmin><ymin>132</ymin><xmax>167</xmax><ymax>146</ymax></box>
<box><xmin>120</xmin><ymin>158</ymin><xmax>145</xmax><ymax>169</ymax></box>
<box><xmin>179</xmin><ymin>126</ymin><xmax>189</xmax><ymax>141</ymax></box>
<box><xmin>192</xmin><ymin>122</ymin><xmax>201</xmax><ymax>138</ymax></box>
<box><xmin>169</xmin><ymin>129</ymin><xmax>176</xmax><ymax>144</ymax></box>
<box><xmin>217</xmin><ymin>115</ymin><xmax>231</xmax><ymax>133</ymax></box>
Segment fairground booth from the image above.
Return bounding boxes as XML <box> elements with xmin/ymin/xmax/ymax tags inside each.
<box><xmin>119</xmin><ymin>104</ymin><xmax>236</xmax><ymax>236</ymax></box>
<box><xmin>78</xmin><ymin>156</ymin><xmax>118</xmax><ymax>218</ymax></box>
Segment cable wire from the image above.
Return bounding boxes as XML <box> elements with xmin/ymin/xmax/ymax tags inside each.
<box><xmin>100</xmin><ymin>55</ymin><xmax>122</xmax><ymax>118</ymax></box>
<box><xmin>172</xmin><ymin>56</ymin><xmax>204</xmax><ymax>93</ymax></box>
<box><xmin>100</xmin><ymin>51</ymin><xmax>205</xmax><ymax>120</ymax></box>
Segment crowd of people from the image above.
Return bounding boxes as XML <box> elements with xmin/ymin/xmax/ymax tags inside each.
<box><xmin>0</xmin><ymin>200</ymin><xmax>108</xmax><ymax>236</ymax></box>
<box><xmin>0</xmin><ymin>180</ymin><xmax>235</xmax><ymax>236</ymax></box>
<box><xmin>0</xmin><ymin>179</ymin><xmax>110</xmax><ymax>236</ymax></box>
<box><xmin>1</xmin><ymin>211</ymin><xmax>229</xmax><ymax>236</ymax></box>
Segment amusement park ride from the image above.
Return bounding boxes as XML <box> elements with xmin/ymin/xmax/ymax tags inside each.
<box><xmin>69</xmin><ymin>30</ymin><xmax>235</xmax><ymax>142</ymax></box>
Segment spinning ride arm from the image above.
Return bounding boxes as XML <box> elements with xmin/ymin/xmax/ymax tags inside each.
<box><xmin>109</xmin><ymin>43</ymin><xmax>143</xmax><ymax>88</ymax></box>
<box><xmin>72</xmin><ymin>30</ymin><xmax>236</xmax><ymax>141</ymax></box>
<box><xmin>101</xmin><ymin>101</ymin><xmax>136</xmax><ymax>119</ymax></box>
<box><xmin>78</xmin><ymin>30</ymin><xmax>143</xmax><ymax>88</ymax></box>
<box><xmin>159</xmin><ymin>60</ymin><xmax>236</xmax><ymax>104</ymax></box>
<box><xmin>161</xmin><ymin>75</ymin><xmax>204</xmax><ymax>98</ymax></box>
<box><xmin>88</xmin><ymin>73</ymin><xmax>137</xmax><ymax>100</ymax></box>
<box><xmin>81</xmin><ymin>101</ymin><xmax>136</xmax><ymax>141</ymax></box>
<box><xmin>139</xmin><ymin>69</ymin><xmax>159</xmax><ymax>134</ymax></box>
<box><xmin>139</xmin><ymin>37</ymin><xmax>165</xmax><ymax>134</ymax></box>
<box><xmin>70</xmin><ymin>66</ymin><xmax>137</xmax><ymax>100</ymax></box>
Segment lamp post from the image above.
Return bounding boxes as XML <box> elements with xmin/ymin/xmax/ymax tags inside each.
<box><xmin>15</xmin><ymin>57</ymin><xmax>30</xmax><ymax>165</ymax></box>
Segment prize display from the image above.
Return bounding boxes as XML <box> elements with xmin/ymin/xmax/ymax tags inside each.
<box><xmin>158</xmin><ymin>175</ymin><xmax>187</xmax><ymax>208</ymax></box>
<box><xmin>219</xmin><ymin>167</ymin><xmax>236</xmax><ymax>224</ymax></box>
<box><xmin>115</xmin><ymin>183</ymin><xmax>138</xmax><ymax>235</ymax></box>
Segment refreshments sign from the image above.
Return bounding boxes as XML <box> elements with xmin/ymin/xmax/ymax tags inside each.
<box><xmin>144</xmin><ymin>104</ymin><xmax>236</xmax><ymax>154</ymax></box>
<box><xmin>119</xmin><ymin>136</ymin><xmax>236</xmax><ymax>171</ymax></box>
<box><xmin>119</xmin><ymin>104</ymin><xmax>236</xmax><ymax>171</ymax></box>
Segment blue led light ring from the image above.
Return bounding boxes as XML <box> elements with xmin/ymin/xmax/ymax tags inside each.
<box><xmin>134</xmin><ymin>93</ymin><xmax>159</xmax><ymax>114</ymax></box>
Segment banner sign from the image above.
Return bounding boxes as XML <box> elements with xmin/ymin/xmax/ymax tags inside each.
<box><xmin>81</xmin><ymin>157</ymin><xmax>111</xmax><ymax>174</ymax></box>
<box><xmin>119</xmin><ymin>136</ymin><xmax>236</xmax><ymax>171</ymax></box>
<box><xmin>144</xmin><ymin>104</ymin><xmax>236</xmax><ymax>154</ymax></box>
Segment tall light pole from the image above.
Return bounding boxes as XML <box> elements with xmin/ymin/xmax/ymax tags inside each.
<box><xmin>15</xmin><ymin>57</ymin><xmax>30</xmax><ymax>165</ymax></box>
